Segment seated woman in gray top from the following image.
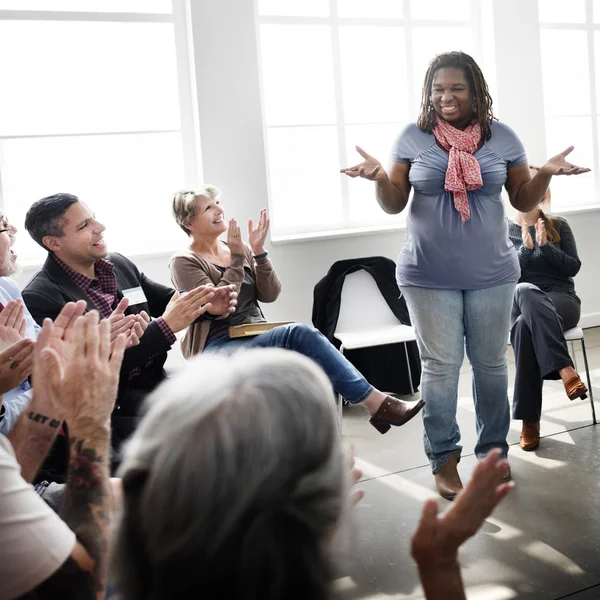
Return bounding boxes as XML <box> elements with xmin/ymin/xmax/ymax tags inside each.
<box><xmin>168</xmin><ymin>186</ymin><xmax>423</xmax><ymax>434</ymax></box>
<box><xmin>508</xmin><ymin>166</ymin><xmax>587</xmax><ymax>451</ymax></box>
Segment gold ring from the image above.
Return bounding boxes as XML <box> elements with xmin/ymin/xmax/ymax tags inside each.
<box><xmin>10</xmin><ymin>360</ymin><xmax>19</xmax><ymax>370</ymax></box>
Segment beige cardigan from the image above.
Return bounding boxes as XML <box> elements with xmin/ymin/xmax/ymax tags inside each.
<box><xmin>168</xmin><ymin>244</ymin><xmax>281</xmax><ymax>358</ymax></box>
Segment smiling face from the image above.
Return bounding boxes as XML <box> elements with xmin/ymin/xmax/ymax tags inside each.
<box><xmin>431</xmin><ymin>67</ymin><xmax>474</xmax><ymax>128</ymax></box>
<box><xmin>0</xmin><ymin>215</ymin><xmax>18</xmax><ymax>277</ymax></box>
<box><xmin>186</xmin><ymin>194</ymin><xmax>227</xmax><ymax>239</ymax></box>
<box><xmin>43</xmin><ymin>201</ymin><xmax>107</xmax><ymax>266</ymax></box>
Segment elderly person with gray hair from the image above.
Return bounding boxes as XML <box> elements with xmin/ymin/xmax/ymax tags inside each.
<box><xmin>113</xmin><ymin>349</ymin><xmax>512</xmax><ymax>600</ymax></box>
<box><xmin>168</xmin><ymin>185</ymin><xmax>423</xmax><ymax>435</ymax></box>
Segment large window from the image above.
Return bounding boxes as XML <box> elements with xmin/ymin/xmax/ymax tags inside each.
<box><xmin>538</xmin><ymin>0</ymin><xmax>600</xmax><ymax>211</ymax></box>
<box><xmin>256</xmin><ymin>0</ymin><xmax>488</xmax><ymax>239</ymax></box>
<box><xmin>0</xmin><ymin>0</ymin><xmax>199</xmax><ymax>264</ymax></box>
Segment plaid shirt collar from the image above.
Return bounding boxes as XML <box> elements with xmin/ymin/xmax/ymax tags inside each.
<box><xmin>52</xmin><ymin>254</ymin><xmax>117</xmax><ymax>297</ymax></box>
<box><xmin>52</xmin><ymin>254</ymin><xmax>115</xmax><ymax>290</ymax></box>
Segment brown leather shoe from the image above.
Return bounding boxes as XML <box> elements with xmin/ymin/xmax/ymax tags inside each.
<box><xmin>564</xmin><ymin>376</ymin><xmax>588</xmax><ymax>401</ymax></box>
<box><xmin>369</xmin><ymin>396</ymin><xmax>425</xmax><ymax>434</ymax></box>
<box><xmin>520</xmin><ymin>420</ymin><xmax>540</xmax><ymax>451</ymax></box>
<box><xmin>434</xmin><ymin>453</ymin><xmax>463</xmax><ymax>500</ymax></box>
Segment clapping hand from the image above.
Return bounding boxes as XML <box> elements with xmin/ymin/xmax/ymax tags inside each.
<box><xmin>0</xmin><ymin>300</ymin><xmax>34</xmax><ymax>392</ymax></box>
<box><xmin>340</xmin><ymin>146</ymin><xmax>384</xmax><ymax>181</ymax></box>
<box><xmin>542</xmin><ymin>146</ymin><xmax>591</xmax><ymax>177</ymax></box>
<box><xmin>227</xmin><ymin>219</ymin><xmax>245</xmax><ymax>255</ymax></box>
<box><xmin>0</xmin><ymin>339</ymin><xmax>34</xmax><ymax>395</ymax></box>
<box><xmin>535</xmin><ymin>218</ymin><xmax>547</xmax><ymax>247</ymax></box>
<box><xmin>162</xmin><ymin>286</ymin><xmax>216</xmax><ymax>334</ymax></box>
<box><xmin>411</xmin><ymin>449</ymin><xmax>512</xmax><ymax>572</ymax></box>
<box><xmin>40</xmin><ymin>311</ymin><xmax>127</xmax><ymax>425</ymax></box>
<box><xmin>207</xmin><ymin>285</ymin><xmax>238</xmax><ymax>316</ymax></box>
<box><xmin>248</xmin><ymin>209</ymin><xmax>270</xmax><ymax>256</ymax></box>
<box><xmin>30</xmin><ymin>301</ymin><xmax>88</xmax><ymax>390</ymax></box>
<box><xmin>107</xmin><ymin>297</ymin><xmax>147</xmax><ymax>350</ymax></box>
<box><xmin>521</xmin><ymin>221</ymin><xmax>534</xmax><ymax>250</ymax></box>
<box><xmin>0</xmin><ymin>300</ymin><xmax>27</xmax><ymax>352</ymax></box>
<box><xmin>350</xmin><ymin>456</ymin><xmax>364</xmax><ymax>507</ymax></box>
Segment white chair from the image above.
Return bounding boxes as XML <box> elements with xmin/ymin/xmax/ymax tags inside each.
<box><xmin>564</xmin><ymin>326</ymin><xmax>597</xmax><ymax>424</ymax></box>
<box><xmin>333</xmin><ymin>269</ymin><xmax>418</xmax><ymax>421</ymax></box>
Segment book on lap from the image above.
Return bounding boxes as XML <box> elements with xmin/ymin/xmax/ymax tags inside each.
<box><xmin>228</xmin><ymin>322</ymin><xmax>293</xmax><ymax>338</ymax></box>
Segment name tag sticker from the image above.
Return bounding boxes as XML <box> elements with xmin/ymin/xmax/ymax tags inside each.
<box><xmin>122</xmin><ymin>287</ymin><xmax>148</xmax><ymax>306</ymax></box>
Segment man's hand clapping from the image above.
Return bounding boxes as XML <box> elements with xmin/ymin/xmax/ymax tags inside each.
<box><xmin>162</xmin><ymin>286</ymin><xmax>216</xmax><ymax>334</ymax></box>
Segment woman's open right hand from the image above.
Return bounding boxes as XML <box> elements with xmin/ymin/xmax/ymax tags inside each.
<box><xmin>340</xmin><ymin>146</ymin><xmax>385</xmax><ymax>181</ymax></box>
<box><xmin>521</xmin><ymin>221</ymin><xmax>534</xmax><ymax>250</ymax></box>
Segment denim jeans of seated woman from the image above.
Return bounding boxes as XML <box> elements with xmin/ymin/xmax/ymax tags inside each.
<box><xmin>204</xmin><ymin>323</ymin><xmax>373</xmax><ymax>403</ymax></box>
<box><xmin>399</xmin><ymin>283</ymin><xmax>515</xmax><ymax>474</ymax></box>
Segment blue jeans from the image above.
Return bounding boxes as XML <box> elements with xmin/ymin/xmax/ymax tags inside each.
<box><xmin>204</xmin><ymin>323</ymin><xmax>373</xmax><ymax>403</ymax></box>
<box><xmin>399</xmin><ymin>283</ymin><xmax>515</xmax><ymax>473</ymax></box>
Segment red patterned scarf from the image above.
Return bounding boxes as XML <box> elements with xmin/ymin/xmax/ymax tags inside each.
<box><xmin>432</xmin><ymin>117</ymin><xmax>483</xmax><ymax>223</ymax></box>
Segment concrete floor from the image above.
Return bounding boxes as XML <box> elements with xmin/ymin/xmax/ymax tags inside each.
<box><xmin>338</xmin><ymin>327</ymin><xmax>600</xmax><ymax>600</ymax></box>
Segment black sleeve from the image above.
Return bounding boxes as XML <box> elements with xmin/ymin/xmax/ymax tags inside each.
<box><xmin>139</xmin><ymin>272</ymin><xmax>176</xmax><ymax>318</ymax></box>
<box><xmin>118</xmin><ymin>320</ymin><xmax>173</xmax><ymax>374</ymax></box>
<box><xmin>22</xmin><ymin>287</ymin><xmax>69</xmax><ymax>327</ymax></box>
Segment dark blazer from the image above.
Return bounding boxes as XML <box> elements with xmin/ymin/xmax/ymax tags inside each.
<box><xmin>23</xmin><ymin>253</ymin><xmax>176</xmax><ymax>477</ymax></box>
<box><xmin>312</xmin><ymin>256</ymin><xmax>421</xmax><ymax>395</ymax></box>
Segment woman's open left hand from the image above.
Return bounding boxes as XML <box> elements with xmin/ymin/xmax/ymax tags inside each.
<box><xmin>542</xmin><ymin>146</ymin><xmax>591</xmax><ymax>177</ymax></box>
<box><xmin>248</xmin><ymin>208</ymin><xmax>270</xmax><ymax>256</ymax></box>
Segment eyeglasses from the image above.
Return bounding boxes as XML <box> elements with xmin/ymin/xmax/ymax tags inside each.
<box><xmin>0</xmin><ymin>228</ymin><xmax>11</xmax><ymax>235</ymax></box>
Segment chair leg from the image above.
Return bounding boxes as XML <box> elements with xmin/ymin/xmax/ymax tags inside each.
<box><xmin>580</xmin><ymin>337</ymin><xmax>597</xmax><ymax>425</ymax></box>
<box><xmin>403</xmin><ymin>341</ymin><xmax>414</xmax><ymax>396</ymax></box>
<box><xmin>337</xmin><ymin>345</ymin><xmax>345</xmax><ymax>430</ymax></box>
<box><xmin>571</xmin><ymin>341</ymin><xmax>579</xmax><ymax>374</ymax></box>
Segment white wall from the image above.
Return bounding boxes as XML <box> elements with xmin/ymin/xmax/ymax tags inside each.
<box><xmin>13</xmin><ymin>0</ymin><xmax>600</xmax><ymax>329</ymax></box>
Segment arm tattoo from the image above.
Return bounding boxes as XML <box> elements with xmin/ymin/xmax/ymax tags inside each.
<box><xmin>27</xmin><ymin>412</ymin><xmax>61</xmax><ymax>428</ymax></box>
<box><xmin>58</xmin><ymin>436</ymin><xmax>111</xmax><ymax>599</ymax></box>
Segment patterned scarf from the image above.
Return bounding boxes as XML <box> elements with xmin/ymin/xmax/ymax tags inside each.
<box><xmin>432</xmin><ymin>117</ymin><xmax>483</xmax><ymax>223</ymax></box>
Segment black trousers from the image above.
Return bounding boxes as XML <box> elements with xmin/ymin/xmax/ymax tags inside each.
<box><xmin>510</xmin><ymin>283</ymin><xmax>581</xmax><ymax>421</ymax></box>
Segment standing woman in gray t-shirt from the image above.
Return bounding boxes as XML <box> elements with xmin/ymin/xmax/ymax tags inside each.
<box><xmin>341</xmin><ymin>51</ymin><xmax>590</xmax><ymax>500</ymax></box>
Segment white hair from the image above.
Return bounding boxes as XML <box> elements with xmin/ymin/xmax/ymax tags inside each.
<box><xmin>171</xmin><ymin>184</ymin><xmax>221</xmax><ymax>235</ymax></box>
<box><xmin>113</xmin><ymin>349</ymin><xmax>348</xmax><ymax>600</ymax></box>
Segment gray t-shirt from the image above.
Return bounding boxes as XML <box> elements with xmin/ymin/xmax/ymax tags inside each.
<box><xmin>205</xmin><ymin>266</ymin><xmax>266</xmax><ymax>343</ymax></box>
<box><xmin>393</xmin><ymin>120</ymin><xmax>526</xmax><ymax>290</ymax></box>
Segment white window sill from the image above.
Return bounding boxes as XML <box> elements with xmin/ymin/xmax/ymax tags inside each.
<box><xmin>552</xmin><ymin>204</ymin><xmax>600</xmax><ymax>217</ymax></box>
<box><xmin>17</xmin><ymin>249</ymin><xmax>179</xmax><ymax>271</ymax></box>
<box><xmin>271</xmin><ymin>222</ymin><xmax>407</xmax><ymax>245</ymax></box>
<box><xmin>272</xmin><ymin>203</ymin><xmax>600</xmax><ymax>245</ymax></box>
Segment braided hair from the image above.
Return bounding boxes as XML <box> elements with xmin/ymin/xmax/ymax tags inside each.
<box><xmin>417</xmin><ymin>51</ymin><xmax>496</xmax><ymax>141</ymax></box>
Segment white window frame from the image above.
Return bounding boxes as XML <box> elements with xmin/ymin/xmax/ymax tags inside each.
<box><xmin>0</xmin><ymin>0</ymin><xmax>200</xmax><ymax>264</ymax></box>
<box><xmin>538</xmin><ymin>0</ymin><xmax>600</xmax><ymax>209</ymax></box>
<box><xmin>255</xmin><ymin>0</ymin><xmax>487</xmax><ymax>241</ymax></box>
